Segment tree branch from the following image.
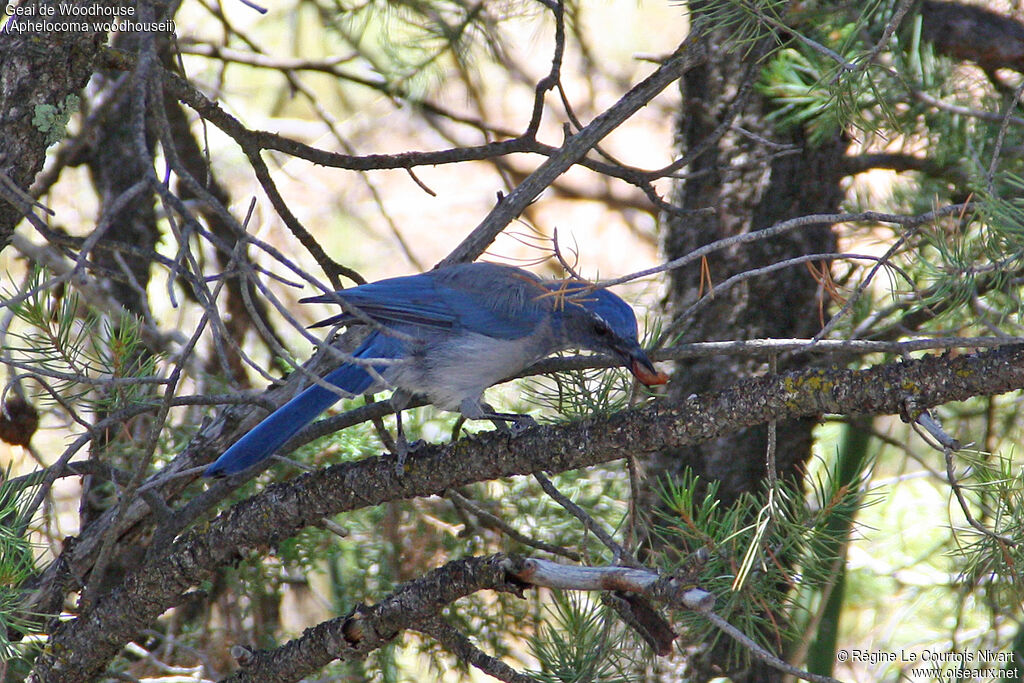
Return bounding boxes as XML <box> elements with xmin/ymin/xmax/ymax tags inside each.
<box><xmin>440</xmin><ymin>38</ymin><xmax>706</xmax><ymax>265</ymax></box>
<box><xmin>215</xmin><ymin>555</ymin><xmax>522</xmax><ymax>682</ymax></box>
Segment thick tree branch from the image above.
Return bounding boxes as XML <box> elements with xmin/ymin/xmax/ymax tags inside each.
<box><xmin>222</xmin><ymin>555</ymin><xmax>699</xmax><ymax>683</ymax></box>
<box><xmin>841</xmin><ymin>152</ymin><xmax>970</xmax><ymax>188</ymax></box>
<box><xmin>221</xmin><ymin>554</ymin><xmax>839</xmax><ymax>683</ymax></box>
<box><xmin>218</xmin><ymin>555</ymin><xmax>521</xmax><ymax>682</ymax></box>
<box><xmin>922</xmin><ymin>0</ymin><xmax>1024</xmax><ymax>73</ymax></box>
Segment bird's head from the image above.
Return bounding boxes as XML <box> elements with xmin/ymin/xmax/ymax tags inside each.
<box><xmin>547</xmin><ymin>281</ymin><xmax>668</xmax><ymax>386</ymax></box>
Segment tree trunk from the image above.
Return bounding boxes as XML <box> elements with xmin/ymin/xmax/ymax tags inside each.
<box><xmin>0</xmin><ymin>1</ymin><xmax>115</xmax><ymax>249</ymax></box>
<box><xmin>651</xmin><ymin>10</ymin><xmax>848</xmax><ymax>680</ymax></box>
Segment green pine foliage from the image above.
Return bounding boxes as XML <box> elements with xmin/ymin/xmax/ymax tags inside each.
<box><xmin>688</xmin><ymin>0</ymin><xmax>790</xmax><ymax>56</ymax></box>
<box><xmin>0</xmin><ymin>470</ymin><xmax>44</xmax><ymax>676</ymax></box>
<box><xmin>529</xmin><ymin>592</ymin><xmax>648</xmax><ymax>683</ymax></box>
<box><xmin>653</xmin><ymin>463</ymin><xmax>870</xmax><ymax>671</ymax></box>
<box><xmin>944</xmin><ymin>447</ymin><xmax>1024</xmax><ymax>606</ymax></box>
<box><xmin>3</xmin><ymin>266</ymin><xmax>160</xmax><ymax>416</ymax></box>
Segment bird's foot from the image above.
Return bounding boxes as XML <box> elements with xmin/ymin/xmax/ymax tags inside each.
<box><xmin>485</xmin><ymin>411</ymin><xmax>537</xmax><ymax>436</ymax></box>
<box><xmin>507</xmin><ymin>415</ymin><xmax>538</xmax><ymax>435</ymax></box>
<box><xmin>393</xmin><ymin>435</ymin><xmax>425</xmax><ymax>475</ymax></box>
<box><xmin>466</xmin><ymin>402</ymin><xmax>538</xmax><ymax>438</ymax></box>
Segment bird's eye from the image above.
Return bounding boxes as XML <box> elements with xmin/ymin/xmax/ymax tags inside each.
<box><xmin>593</xmin><ymin>321</ymin><xmax>611</xmax><ymax>337</ymax></box>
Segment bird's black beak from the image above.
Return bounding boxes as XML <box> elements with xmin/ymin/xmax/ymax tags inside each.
<box><xmin>612</xmin><ymin>341</ymin><xmax>668</xmax><ymax>386</ymax></box>
<box><xmin>627</xmin><ymin>351</ymin><xmax>668</xmax><ymax>386</ymax></box>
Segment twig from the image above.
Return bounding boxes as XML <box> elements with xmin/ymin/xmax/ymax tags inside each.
<box><xmin>912</xmin><ymin>89</ymin><xmax>1024</xmax><ymax>126</ymax></box>
<box><xmin>448</xmin><ymin>489</ymin><xmax>581</xmax><ymax>561</ymax></box>
<box><xmin>765</xmin><ymin>353</ymin><xmax>778</xmax><ymax>490</ymax></box>
<box><xmin>663</xmin><ymin>251</ymin><xmax>913</xmax><ymax>342</ymax></box>
<box><xmin>233</xmin><ymin>0</ymin><xmax>266</xmax><ymax>13</ymax></box>
<box><xmin>811</xmin><ymin>229</ymin><xmax>914</xmax><ymax>343</ymax></box>
<box><xmin>985</xmin><ymin>78</ymin><xmax>1024</xmax><ymax>192</ymax></box>
<box><xmin>419</xmin><ymin>618</ymin><xmax>538</xmax><ymax>683</ymax></box>
<box><xmin>702</xmin><ymin>610</ymin><xmax>843</xmax><ymax>683</ymax></box>
<box><xmin>857</xmin><ymin>0</ymin><xmax>916</xmax><ymax>74</ymax></box>
<box><xmin>597</xmin><ymin>204</ymin><xmax>966</xmax><ymax>291</ymax></box>
<box><xmin>534</xmin><ymin>472</ymin><xmax>637</xmax><ymax>566</ymax></box>
<box><xmin>941</xmin><ymin>443</ymin><xmax>1016</xmax><ymax>546</ymax></box>
<box><xmin>441</xmin><ymin>38</ymin><xmax>706</xmax><ymax>266</ymax></box>
<box><xmin>0</xmin><ymin>170</ymin><xmax>55</xmax><ymax>217</ymax></box>
<box><xmin>523</xmin><ymin>0</ymin><xmax>565</xmax><ymax>139</ymax></box>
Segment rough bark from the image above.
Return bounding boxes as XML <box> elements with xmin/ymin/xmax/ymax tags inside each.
<box><xmin>659</xmin><ymin>17</ymin><xmax>846</xmax><ymax>505</ymax></box>
<box><xmin>0</xmin><ymin>1</ymin><xmax>116</xmax><ymax>249</ymax></box>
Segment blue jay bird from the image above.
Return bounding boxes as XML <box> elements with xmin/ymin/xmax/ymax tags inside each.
<box><xmin>204</xmin><ymin>262</ymin><xmax>667</xmax><ymax>477</ymax></box>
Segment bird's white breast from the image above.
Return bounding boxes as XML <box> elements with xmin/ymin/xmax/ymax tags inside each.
<box><xmin>386</xmin><ymin>328</ymin><xmax>557</xmax><ymax>411</ymax></box>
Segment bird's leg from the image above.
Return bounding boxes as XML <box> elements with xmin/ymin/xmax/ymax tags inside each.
<box><xmin>389</xmin><ymin>390</ymin><xmax>423</xmax><ymax>474</ymax></box>
<box><xmin>490</xmin><ymin>412</ymin><xmax>538</xmax><ymax>435</ymax></box>
<box><xmin>394</xmin><ymin>409</ymin><xmax>409</xmax><ymax>470</ymax></box>
<box><xmin>449</xmin><ymin>414</ymin><xmax>468</xmax><ymax>442</ymax></box>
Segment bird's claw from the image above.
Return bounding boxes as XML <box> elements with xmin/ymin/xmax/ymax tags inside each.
<box><xmin>393</xmin><ymin>436</ymin><xmax>425</xmax><ymax>475</ymax></box>
<box><xmin>508</xmin><ymin>415</ymin><xmax>537</xmax><ymax>436</ymax></box>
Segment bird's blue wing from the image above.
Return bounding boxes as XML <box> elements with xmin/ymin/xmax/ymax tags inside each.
<box><xmin>303</xmin><ymin>264</ymin><xmax>550</xmax><ymax>339</ymax></box>
<box><xmin>302</xmin><ymin>273</ymin><xmax>459</xmax><ymax>329</ymax></box>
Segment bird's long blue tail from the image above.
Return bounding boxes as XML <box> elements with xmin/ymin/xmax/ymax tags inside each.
<box><xmin>204</xmin><ymin>335</ymin><xmax>390</xmax><ymax>477</ymax></box>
